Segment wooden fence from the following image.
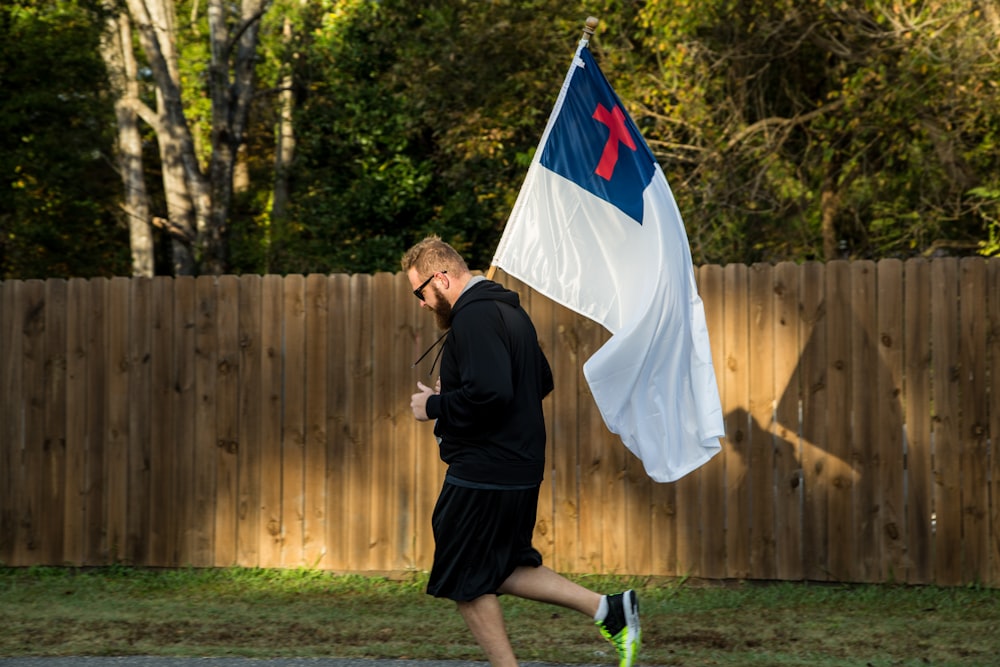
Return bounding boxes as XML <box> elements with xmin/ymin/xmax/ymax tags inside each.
<box><xmin>1</xmin><ymin>258</ymin><xmax>998</xmax><ymax>586</ymax></box>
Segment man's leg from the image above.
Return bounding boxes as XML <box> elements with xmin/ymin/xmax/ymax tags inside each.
<box><xmin>455</xmin><ymin>594</ymin><xmax>518</xmax><ymax>667</ymax></box>
<box><xmin>497</xmin><ymin>565</ymin><xmax>602</xmax><ymax>616</ymax></box>
<box><xmin>499</xmin><ymin>565</ymin><xmax>641</xmax><ymax>667</ymax></box>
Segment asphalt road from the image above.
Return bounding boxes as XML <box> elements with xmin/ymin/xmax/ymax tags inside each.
<box><xmin>0</xmin><ymin>660</ymin><xmax>600</xmax><ymax>667</ymax></box>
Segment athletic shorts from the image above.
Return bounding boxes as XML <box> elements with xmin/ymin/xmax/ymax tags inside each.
<box><xmin>426</xmin><ymin>480</ymin><xmax>543</xmax><ymax>601</ymax></box>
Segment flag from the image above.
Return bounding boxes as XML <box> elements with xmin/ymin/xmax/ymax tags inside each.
<box><xmin>491</xmin><ymin>40</ymin><xmax>724</xmax><ymax>482</ymax></box>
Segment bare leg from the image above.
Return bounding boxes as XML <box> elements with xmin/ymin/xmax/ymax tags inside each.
<box><xmin>497</xmin><ymin>565</ymin><xmax>602</xmax><ymax>617</ymax></box>
<box><xmin>456</xmin><ymin>594</ymin><xmax>518</xmax><ymax>667</ymax></box>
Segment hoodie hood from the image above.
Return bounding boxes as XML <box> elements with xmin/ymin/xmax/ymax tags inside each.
<box><xmin>452</xmin><ymin>278</ymin><xmax>521</xmax><ymax>316</ymax></box>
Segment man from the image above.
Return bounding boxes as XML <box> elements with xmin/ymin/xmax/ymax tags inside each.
<box><xmin>403</xmin><ymin>236</ymin><xmax>640</xmax><ymax>667</ymax></box>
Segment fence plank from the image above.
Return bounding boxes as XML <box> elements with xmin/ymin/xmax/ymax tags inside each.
<box><xmin>0</xmin><ymin>281</ymin><xmax>14</xmax><ymax>565</ymax></box>
<box><xmin>384</xmin><ymin>270</ymin><xmax>410</xmax><ymax>571</ymax></box>
<box><xmin>193</xmin><ymin>276</ymin><xmax>218</xmax><ymax>567</ymax></box>
<box><xmin>698</xmin><ymin>265</ymin><xmax>726</xmax><ymax>580</ymax></box>
<box><xmin>236</xmin><ymin>275</ymin><xmax>262</xmax><ymax>567</ymax></box>
<box><xmin>105</xmin><ymin>277</ymin><xmax>131</xmax><ymax>563</ymax></box>
<box><xmin>624</xmin><ymin>435</ymin><xmax>654</xmax><ymax>576</ymax></box>
<box><xmin>173</xmin><ymin>277</ymin><xmax>196</xmax><ymax>566</ymax></box>
<box><xmin>85</xmin><ymin>280</ymin><xmax>109</xmax><ymax>563</ymax></box>
<box><xmin>958</xmin><ymin>257</ymin><xmax>988</xmax><ymax>583</ymax></box>
<box><xmin>674</xmin><ymin>269</ymin><xmax>704</xmax><ymax>577</ymax></box>
<box><xmin>601</xmin><ymin>430</ymin><xmax>628</xmax><ymax>575</ymax></box>
<box><xmin>876</xmin><ymin>260</ymin><xmax>905</xmax><ymax>582</ymax></box>
<box><xmin>42</xmin><ymin>279</ymin><xmax>67</xmax><ymax>565</ymax></box>
<box><xmin>576</xmin><ymin>311</ymin><xmax>603</xmax><ymax>573</ymax></box>
<box><xmin>524</xmin><ymin>285</ymin><xmax>557</xmax><ymax>566</ymax></box>
<box><xmin>749</xmin><ymin>263</ymin><xmax>776</xmax><ymax>579</ymax></box>
<box><xmin>851</xmin><ymin>261</ymin><xmax>879</xmax><ymax>582</ymax></box>
<box><xmin>370</xmin><ymin>272</ymin><xmax>395</xmax><ymax>571</ymax></box>
<box><xmin>214</xmin><ymin>275</ymin><xmax>240</xmax><ymax>567</ymax></box>
<box><xmin>931</xmin><ymin>258</ymin><xmax>961</xmax><ymax>585</ymax></box>
<box><xmin>773</xmin><ymin>261</ymin><xmax>802</xmax><ymax>580</ymax></box>
<box><xmin>303</xmin><ymin>274</ymin><xmax>329</xmax><ymax>569</ymax></box>
<box><xmin>346</xmin><ymin>273</ymin><xmax>374</xmax><ymax>571</ymax></box>
<box><xmin>571</xmin><ymin>308</ymin><xmax>594</xmax><ymax>574</ymax></box>
<box><xmin>798</xmin><ymin>262</ymin><xmax>830</xmax><ymax>581</ymax></box>
<box><xmin>825</xmin><ymin>261</ymin><xmax>854</xmax><ymax>581</ymax></box>
<box><xmin>904</xmin><ymin>259</ymin><xmax>933</xmax><ymax>583</ymax></box>
<box><xmin>648</xmin><ymin>471</ymin><xmax>677</xmax><ymax>577</ymax></box>
<box><xmin>988</xmin><ymin>258</ymin><xmax>1000</xmax><ymax>588</ymax></box>
<box><xmin>549</xmin><ymin>300</ymin><xmax>582</xmax><ymax>573</ymax></box>
<box><xmin>675</xmin><ymin>428</ymin><xmax>701</xmax><ymax>577</ymax></box>
<box><xmin>799</xmin><ymin>262</ymin><xmax>828</xmax><ymax>580</ymax></box>
<box><xmin>326</xmin><ymin>274</ymin><xmax>351</xmax><ymax>571</ymax></box>
<box><xmin>146</xmin><ymin>278</ymin><xmax>174</xmax><ymax>567</ymax></box>
<box><xmin>17</xmin><ymin>281</ymin><xmax>46</xmax><ymax>565</ymax></box>
<box><xmin>280</xmin><ymin>274</ymin><xmax>306</xmax><ymax>567</ymax></box>
<box><xmin>126</xmin><ymin>277</ymin><xmax>152</xmax><ymax>565</ymax></box>
<box><xmin>723</xmin><ymin>263</ymin><xmax>750</xmax><ymax>579</ymax></box>
<box><xmin>63</xmin><ymin>278</ymin><xmax>88</xmax><ymax>565</ymax></box>
<box><xmin>259</xmin><ymin>275</ymin><xmax>284</xmax><ymax>567</ymax></box>
<box><xmin>390</xmin><ymin>272</ymin><xmax>418</xmax><ymax>570</ymax></box>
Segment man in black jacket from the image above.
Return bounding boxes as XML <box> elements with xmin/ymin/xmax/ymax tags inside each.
<box><xmin>403</xmin><ymin>236</ymin><xmax>640</xmax><ymax>667</ymax></box>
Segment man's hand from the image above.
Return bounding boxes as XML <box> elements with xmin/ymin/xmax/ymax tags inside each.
<box><xmin>411</xmin><ymin>381</ymin><xmax>438</xmax><ymax>421</ymax></box>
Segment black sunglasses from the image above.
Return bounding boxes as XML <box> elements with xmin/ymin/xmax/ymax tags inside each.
<box><xmin>413</xmin><ymin>270</ymin><xmax>446</xmax><ymax>300</ymax></box>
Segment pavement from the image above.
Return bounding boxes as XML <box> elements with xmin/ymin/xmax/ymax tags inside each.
<box><xmin>0</xmin><ymin>660</ymin><xmax>598</xmax><ymax>667</ymax></box>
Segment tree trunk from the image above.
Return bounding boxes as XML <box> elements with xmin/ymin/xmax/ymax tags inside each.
<box><xmin>99</xmin><ymin>8</ymin><xmax>154</xmax><ymax>277</ymax></box>
<box><xmin>270</xmin><ymin>13</ymin><xmax>297</xmax><ymax>272</ymax></box>
<box><xmin>125</xmin><ymin>0</ymin><xmax>202</xmax><ymax>274</ymax></box>
<box><xmin>112</xmin><ymin>0</ymin><xmax>269</xmax><ymax>275</ymax></box>
<box><xmin>200</xmin><ymin>0</ymin><xmax>269</xmax><ymax>275</ymax></box>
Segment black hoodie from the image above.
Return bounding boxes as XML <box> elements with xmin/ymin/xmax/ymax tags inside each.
<box><xmin>424</xmin><ymin>279</ymin><xmax>554</xmax><ymax>486</ymax></box>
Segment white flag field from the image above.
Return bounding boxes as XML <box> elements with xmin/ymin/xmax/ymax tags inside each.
<box><xmin>491</xmin><ymin>39</ymin><xmax>725</xmax><ymax>482</ymax></box>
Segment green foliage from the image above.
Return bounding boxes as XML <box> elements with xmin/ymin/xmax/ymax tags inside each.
<box><xmin>254</xmin><ymin>0</ymin><xmax>596</xmax><ymax>275</ymax></box>
<box><xmin>4</xmin><ymin>1</ymin><xmax>1000</xmax><ymax>277</ymax></box>
<box><xmin>618</xmin><ymin>0</ymin><xmax>1000</xmax><ymax>263</ymax></box>
<box><xmin>970</xmin><ymin>187</ymin><xmax>1000</xmax><ymax>256</ymax></box>
<box><xmin>0</xmin><ymin>0</ymin><xmax>129</xmax><ymax>278</ymax></box>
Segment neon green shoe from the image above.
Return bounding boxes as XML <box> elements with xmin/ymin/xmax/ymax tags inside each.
<box><xmin>595</xmin><ymin>589</ymin><xmax>641</xmax><ymax>667</ymax></box>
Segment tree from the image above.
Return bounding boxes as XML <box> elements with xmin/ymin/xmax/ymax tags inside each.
<box><xmin>613</xmin><ymin>0</ymin><xmax>1000</xmax><ymax>264</ymax></box>
<box><xmin>100</xmin><ymin>2</ymin><xmax>154</xmax><ymax>277</ymax></box>
<box><xmin>278</xmin><ymin>0</ymin><xmax>597</xmax><ymax>274</ymax></box>
<box><xmin>102</xmin><ymin>0</ymin><xmax>272</xmax><ymax>275</ymax></box>
<box><xmin>6</xmin><ymin>1</ymin><xmax>998</xmax><ymax>278</ymax></box>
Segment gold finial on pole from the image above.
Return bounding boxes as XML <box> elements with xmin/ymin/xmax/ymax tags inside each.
<box><xmin>582</xmin><ymin>16</ymin><xmax>599</xmax><ymax>44</ymax></box>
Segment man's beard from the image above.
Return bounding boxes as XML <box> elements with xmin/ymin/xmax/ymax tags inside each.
<box><xmin>428</xmin><ymin>284</ymin><xmax>453</xmax><ymax>330</ymax></box>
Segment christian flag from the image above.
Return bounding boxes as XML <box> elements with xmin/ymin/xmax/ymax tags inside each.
<box><xmin>492</xmin><ymin>41</ymin><xmax>724</xmax><ymax>482</ymax></box>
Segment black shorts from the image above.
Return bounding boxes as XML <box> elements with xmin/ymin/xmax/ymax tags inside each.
<box><xmin>426</xmin><ymin>481</ymin><xmax>543</xmax><ymax>601</ymax></box>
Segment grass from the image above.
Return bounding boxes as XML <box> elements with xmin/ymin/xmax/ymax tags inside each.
<box><xmin>1</xmin><ymin>566</ymin><xmax>999</xmax><ymax>666</ymax></box>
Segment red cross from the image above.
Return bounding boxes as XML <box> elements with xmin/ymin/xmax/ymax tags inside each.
<box><xmin>592</xmin><ymin>103</ymin><xmax>636</xmax><ymax>180</ymax></box>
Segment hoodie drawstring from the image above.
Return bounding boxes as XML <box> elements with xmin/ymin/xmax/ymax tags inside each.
<box><xmin>412</xmin><ymin>329</ymin><xmax>449</xmax><ymax>377</ymax></box>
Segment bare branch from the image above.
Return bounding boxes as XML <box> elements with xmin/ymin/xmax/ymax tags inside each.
<box><xmin>122</xmin><ymin>96</ymin><xmax>160</xmax><ymax>133</ymax></box>
<box><xmin>724</xmin><ymin>97</ymin><xmax>846</xmax><ymax>152</ymax></box>
<box><xmin>222</xmin><ymin>2</ymin><xmax>271</xmax><ymax>61</ymax></box>
<box><xmin>152</xmin><ymin>216</ymin><xmax>195</xmax><ymax>244</ymax></box>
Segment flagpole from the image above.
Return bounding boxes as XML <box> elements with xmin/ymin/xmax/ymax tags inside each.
<box><xmin>485</xmin><ymin>16</ymin><xmax>600</xmax><ymax>283</ymax></box>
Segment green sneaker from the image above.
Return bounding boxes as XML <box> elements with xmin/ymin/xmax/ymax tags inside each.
<box><xmin>596</xmin><ymin>589</ymin><xmax>641</xmax><ymax>667</ymax></box>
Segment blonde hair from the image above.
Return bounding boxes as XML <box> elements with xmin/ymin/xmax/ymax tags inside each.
<box><xmin>401</xmin><ymin>236</ymin><xmax>469</xmax><ymax>276</ymax></box>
